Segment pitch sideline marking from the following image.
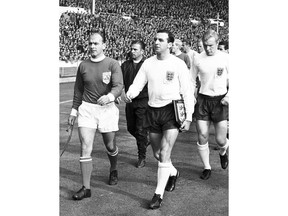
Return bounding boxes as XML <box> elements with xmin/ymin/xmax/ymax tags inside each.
<box><xmin>60</xmin><ymin>100</ymin><xmax>73</xmax><ymax>104</ymax></box>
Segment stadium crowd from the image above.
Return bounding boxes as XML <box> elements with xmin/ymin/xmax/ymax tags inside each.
<box><xmin>59</xmin><ymin>0</ymin><xmax>229</xmax><ymax>63</ymax></box>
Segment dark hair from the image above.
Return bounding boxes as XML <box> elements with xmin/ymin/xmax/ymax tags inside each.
<box><xmin>182</xmin><ymin>39</ymin><xmax>192</xmax><ymax>46</ymax></box>
<box><xmin>219</xmin><ymin>41</ymin><xmax>229</xmax><ymax>50</ymax></box>
<box><xmin>218</xmin><ymin>41</ymin><xmax>226</xmax><ymax>46</ymax></box>
<box><xmin>90</xmin><ymin>29</ymin><xmax>106</xmax><ymax>43</ymax></box>
<box><xmin>131</xmin><ymin>40</ymin><xmax>146</xmax><ymax>50</ymax></box>
<box><xmin>157</xmin><ymin>29</ymin><xmax>174</xmax><ymax>43</ymax></box>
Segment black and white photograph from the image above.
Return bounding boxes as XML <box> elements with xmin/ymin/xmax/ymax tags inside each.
<box><xmin>1</xmin><ymin>0</ymin><xmax>287</xmax><ymax>216</ymax></box>
<box><xmin>59</xmin><ymin>0</ymin><xmax>229</xmax><ymax>215</ymax></box>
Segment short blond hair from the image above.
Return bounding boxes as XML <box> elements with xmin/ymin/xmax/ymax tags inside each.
<box><xmin>174</xmin><ymin>39</ymin><xmax>182</xmax><ymax>47</ymax></box>
<box><xmin>202</xmin><ymin>29</ymin><xmax>219</xmax><ymax>43</ymax></box>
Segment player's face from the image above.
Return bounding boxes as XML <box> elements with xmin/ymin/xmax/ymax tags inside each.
<box><xmin>130</xmin><ymin>43</ymin><xmax>143</xmax><ymax>60</ymax></box>
<box><xmin>88</xmin><ymin>34</ymin><xmax>106</xmax><ymax>58</ymax></box>
<box><xmin>197</xmin><ymin>41</ymin><xmax>204</xmax><ymax>53</ymax></box>
<box><xmin>171</xmin><ymin>42</ymin><xmax>177</xmax><ymax>53</ymax></box>
<box><xmin>218</xmin><ymin>45</ymin><xmax>226</xmax><ymax>52</ymax></box>
<box><xmin>203</xmin><ymin>37</ymin><xmax>218</xmax><ymax>56</ymax></box>
<box><xmin>153</xmin><ymin>32</ymin><xmax>171</xmax><ymax>54</ymax></box>
<box><xmin>182</xmin><ymin>43</ymin><xmax>189</xmax><ymax>53</ymax></box>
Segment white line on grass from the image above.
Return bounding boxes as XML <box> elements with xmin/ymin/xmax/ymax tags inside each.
<box><xmin>60</xmin><ymin>100</ymin><xmax>73</xmax><ymax>104</ymax></box>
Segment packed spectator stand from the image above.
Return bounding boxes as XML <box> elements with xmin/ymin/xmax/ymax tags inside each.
<box><xmin>59</xmin><ymin>0</ymin><xmax>228</xmax><ymax>63</ymax></box>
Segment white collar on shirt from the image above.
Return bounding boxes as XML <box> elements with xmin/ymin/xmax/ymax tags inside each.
<box><xmin>90</xmin><ymin>54</ymin><xmax>105</xmax><ymax>62</ymax></box>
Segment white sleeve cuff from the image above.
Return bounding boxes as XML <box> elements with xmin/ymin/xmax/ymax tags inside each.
<box><xmin>126</xmin><ymin>90</ymin><xmax>134</xmax><ymax>100</ymax></box>
<box><xmin>107</xmin><ymin>93</ymin><xmax>115</xmax><ymax>102</ymax></box>
<box><xmin>70</xmin><ymin>108</ymin><xmax>78</xmax><ymax>116</ymax></box>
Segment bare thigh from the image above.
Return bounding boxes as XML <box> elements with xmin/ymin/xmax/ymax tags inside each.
<box><xmin>78</xmin><ymin>127</ymin><xmax>97</xmax><ymax>157</ymax></box>
<box><xmin>196</xmin><ymin>120</ymin><xmax>211</xmax><ymax>144</ymax></box>
<box><xmin>213</xmin><ymin>120</ymin><xmax>228</xmax><ymax>146</ymax></box>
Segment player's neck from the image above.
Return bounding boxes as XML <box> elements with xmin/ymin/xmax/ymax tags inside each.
<box><xmin>156</xmin><ymin>50</ymin><xmax>170</xmax><ymax>60</ymax></box>
<box><xmin>133</xmin><ymin>56</ymin><xmax>143</xmax><ymax>63</ymax></box>
<box><xmin>90</xmin><ymin>53</ymin><xmax>105</xmax><ymax>62</ymax></box>
<box><xmin>175</xmin><ymin>50</ymin><xmax>182</xmax><ymax>56</ymax></box>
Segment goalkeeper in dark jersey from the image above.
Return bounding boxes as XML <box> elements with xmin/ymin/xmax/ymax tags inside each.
<box><xmin>68</xmin><ymin>31</ymin><xmax>123</xmax><ymax>200</ymax></box>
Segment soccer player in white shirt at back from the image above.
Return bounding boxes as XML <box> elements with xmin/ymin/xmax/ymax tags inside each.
<box><xmin>192</xmin><ymin>29</ymin><xmax>229</xmax><ymax>180</ymax></box>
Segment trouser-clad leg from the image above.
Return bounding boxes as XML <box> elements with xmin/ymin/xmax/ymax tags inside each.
<box><xmin>126</xmin><ymin>101</ymin><xmax>149</xmax><ymax>160</ymax></box>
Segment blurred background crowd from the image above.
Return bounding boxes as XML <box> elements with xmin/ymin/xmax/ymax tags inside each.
<box><xmin>59</xmin><ymin>0</ymin><xmax>229</xmax><ymax>63</ymax></box>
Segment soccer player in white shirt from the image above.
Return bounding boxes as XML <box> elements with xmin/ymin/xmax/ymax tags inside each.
<box><xmin>126</xmin><ymin>29</ymin><xmax>194</xmax><ymax>209</ymax></box>
<box><xmin>192</xmin><ymin>29</ymin><xmax>229</xmax><ymax>180</ymax></box>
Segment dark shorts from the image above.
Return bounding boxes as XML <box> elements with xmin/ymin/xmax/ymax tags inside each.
<box><xmin>143</xmin><ymin>103</ymin><xmax>179</xmax><ymax>134</ymax></box>
<box><xmin>194</xmin><ymin>94</ymin><xmax>228</xmax><ymax>123</ymax></box>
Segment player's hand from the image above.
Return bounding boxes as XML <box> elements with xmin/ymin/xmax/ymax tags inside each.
<box><xmin>123</xmin><ymin>92</ymin><xmax>132</xmax><ymax>103</ymax></box>
<box><xmin>115</xmin><ymin>97</ymin><xmax>122</xmax><ymax>104</ymax></box>
<box><xmin>68</xmin><ymin>115</ymin><xmax>76</xmax><ymax>126</ymax></box>
<box><xmin>221</xmin><ymin>95</ymin><xmax>229</xmax><ymax>106</ymax></box>
<box><xmin>179</xmin><ymin>120</ymin><xmax>191</xmax><ymax>132</ymax></box>
<box><xmin>97</xmin><ymin>95</ymin><xmax>110</xmax><ymax>105</ymax></box>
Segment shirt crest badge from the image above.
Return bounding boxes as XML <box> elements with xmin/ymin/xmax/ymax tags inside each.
<box><xmin>217</xmin><ymin>67</ymin><xmax>224</xmax><ymax>76</ymax></box>
<box><xmin>102</xmin><ymin>72</ymin><xmax>111</xmax><ymax>84</ymax></box>
<box><xmin>166</xmin><ymin>71</ymin><xmax>175</xmax><ymax>81</ymax></box>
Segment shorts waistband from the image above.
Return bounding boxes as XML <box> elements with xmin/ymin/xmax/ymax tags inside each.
<box><xmin>82</xmin><ymin>100</ymin><xmax>115</xmax><ymax>107</ymax></box>
<box><xmin>198</xmin><ymin>93</ymin><xmax>226</xmax><ymax>100</ymax></box>
<box><xmin>148</xmin><ymin>102</ymin><xmax>173</xmax><ymax>110</ymax></box>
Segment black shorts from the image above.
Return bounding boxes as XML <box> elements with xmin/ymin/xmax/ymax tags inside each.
<box><xmin>143</xmin><ymin>103</ymin><xmax>179</xmax><ymax>133</ymax></box>
<box><xmin>194</xmin><ymin>94</ymin><xmax>228</xmax><ymax>123</ymax></box>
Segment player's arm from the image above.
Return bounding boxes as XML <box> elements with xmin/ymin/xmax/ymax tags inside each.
<box><xmin>126</xmin><ymin>61</ymin><xmax>148</xmax><ymax>101</ymax></box>
<box><xmin>97</xmin><ymin>60</ymin><xmax>124</xmax><ymax>105</ymax></box>
<box><xmin>178</xmin><ymin>61</ymin><xmax>195</xmax><ymax>131</ymax></box>
<box><xmin>69</xmin><ymin>65</ymin><xmax>84</xmax><ymax>125</ymax></box>
<box><xmin>221</xmin><ymin>56</ymin><xmax>229</xmax><ymax>106</ymax></box>
<box><xmin>191</xmin><ymin>55</ymin><xmax>200</xmax><ymax>99</ymax></box>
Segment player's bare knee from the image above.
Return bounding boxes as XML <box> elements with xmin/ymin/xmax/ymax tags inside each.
<box><xmin>198</xmin><ymin>133</ymin><xmax>209</xmax><ymax>144</ymax></box>
<box><xmin>105</xmin><ymin>142</ymin><xmax>116</xmax><ymax>152</ymax></box>
<box><xmin>215</xmin><ymin>135</ymin><xmax>226</xmax><ymax>147</ymax></box>
<box><xmin>107</xmin><ymin>146</ymin><xmax>118</xmax><ymax>156</ymax></box>
<box><xmin>81</xmin><ymin>143</ymin><xmax>92</xmax><ymax>156</ymax></box>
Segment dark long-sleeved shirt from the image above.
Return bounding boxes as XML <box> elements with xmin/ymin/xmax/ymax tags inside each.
<box><xmin>72</xmin><ymin>57</ymin><xmax>123</xmax><ymax>110</ymax></box>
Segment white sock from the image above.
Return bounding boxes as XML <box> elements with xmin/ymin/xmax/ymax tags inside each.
<box><xmin>197</xmin><ymin>142</ymin><xmax>211</xmax><ymax>170</ymax></box>
<box><xmin>219</xmin><ymin>139</ymin><xmax>229</xmax><ymax>156</ymax></box>
<box><xmin>170</xmin><ymin>162</ymin><xmax>177</xmax><ymax>176</ymax></box>
<box><xmin>155</xmin><ymin>162</ymin><xmax>172</xmax><ymax>198</ymax></box>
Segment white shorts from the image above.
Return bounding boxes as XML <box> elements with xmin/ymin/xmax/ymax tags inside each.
<box><xmin>77</xmin><ymin>101</ymin><xmax>119</xmax><ymax>133</ymax></box>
